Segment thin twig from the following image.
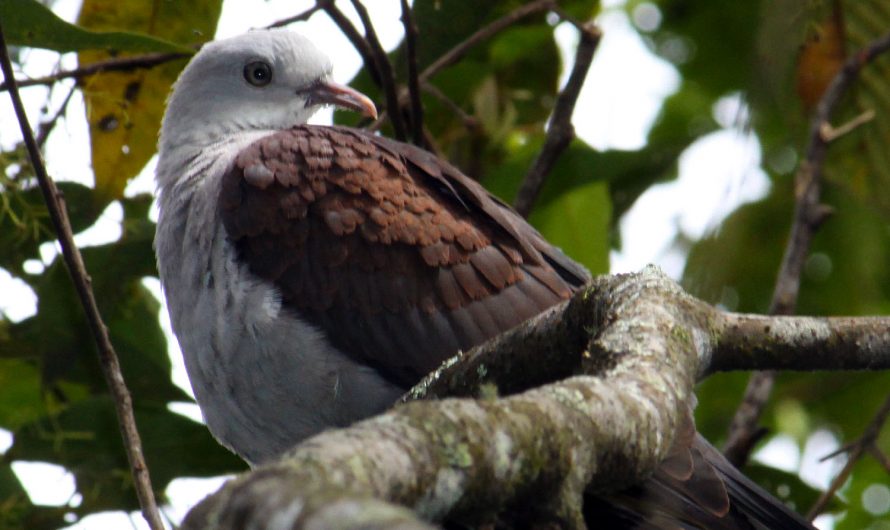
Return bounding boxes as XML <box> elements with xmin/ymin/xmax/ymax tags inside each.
<box><xmin>0</xmin><ymin>50</ymin><xmax>191</xmax><ymax>92</ymax></box>
<box><xmin>35</xmin><ymin>84</ymin><xmax>76</xmax><ymax>148</ymax></box>
<box><xmin>419</xmin><ymin>0</ymin><xmax>555</xmax><ymax>83</ymax></box>
<box><xmin>265</xmin><ymin>4</ymin><xmax>323</xmax><ymax>28</ymax></box>
<box><xmin>513</xmin><ymin>22</ymin><xmax>601</xmax><ymax>217</ymax></box>
<box><xmin>0</xmin><ymin>23</ymin><xmax>164</xmax><ymax>530</ymax></box>
<box><xmin>820</xmin><ymin>108</ymin><xmax>875</xmax><ymax>141</ymax></box>
<box><xmin>868</xmin><ymin>445</ymin><xmax>890</xmax><ymax>474</ymax></box>
<box><xmin>806</xmin><ymin>393</ymin><xmax>890</xmax><ymax>520</ymax></box>
<box><xmin>723</xmin><ymin>29</ymin><xmax>890</xmax><ymax>467</ymax></box>
<box><xmin>400</xmin><ymin>0</ymin><xmax>424</xmax><ymax>146</ymax></box>
<box><xmin>347</xmin><ymin>0</ymin><xmax>406</xmax><ymax>140</ymax></box>
<box><xmin>422</xmin><ymin>81</ymin><xmax>479</xmax><ymax>131</ymax></box>
<box><xmin>319</xmin><ymin>2</ymin><xmax>380</xmax><ymax>83</ymax></box>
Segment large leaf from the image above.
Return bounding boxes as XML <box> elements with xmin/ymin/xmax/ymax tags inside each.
<box><xmin>0</xmin><ymin>0</ymin><xmax>190</xmax><ymax>53</ymax></box>
<box><xmin>77</xmin><ymin>0</ymin><xmax>222</xmax><ymax>200</ymax></box>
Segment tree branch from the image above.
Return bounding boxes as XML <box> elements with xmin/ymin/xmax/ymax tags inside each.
<box><xmin>265</xmin><ymin>4</ymin><xmax>323</xmax><ymax>28</ymax></box>
<box><xmin>346</xmin><ymin>0</ymin><xmax>407</xmax><ymax>140</ymax></box>
<box><xmin>513</xmin><ymin>21</ymin><xmax>600</xmax><ymax>218</ymax></box>
<box><xmin>806</xmin><ymin>393</ymin><xmax>890</xmax><ymax>520</ymax></box>
<box><xmin>35</xmin><ymin>83</ymin><xmax>76</xmax><ymax>148</ymax></box>
<box><xmin>181</xmin><ymin>266</ymin><xmax>890</xmax><ymax>529</ymax></box>
<box><xmin>419</xmin><ymin>0</ymin><xmax>555</xmax><ymax>83</ymax></box>
<box><xmin>723</xmin><ymin>29</ymin><xmax>890</xmax><ymax>465</ymax></box>
<box><xmin>400</xmin><ymin>0</ymin><xmax>424</xmax><ymax>147</ymax></box>
<box><xmin>710</xmin><ymin>313</ymin><xmax>890</xmax><ymax>373</ymax></box>
<box><xmin>0</xmin><ymin>22</ymin><xmax>164</xmax><ymax>530</ymax></box>
<box><xmin>421</xmin><ymin>81</ymin><xmax>479</xmax><ymax>132</ymax></box>
<box><xmin>320</xmin><ymin>1</ymin><xmax>381</xmax><ymax>85</ymax></box>
<box><xmin>0</xmin><ymin>50</ymin><xmax>191</xmax><ymax>92</ymax></box>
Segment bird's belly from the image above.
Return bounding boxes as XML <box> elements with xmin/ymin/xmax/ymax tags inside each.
<box><xmin>173</xmin><ymin>264</ymin><xmax>405</xmax><ymax>465</ymax></box>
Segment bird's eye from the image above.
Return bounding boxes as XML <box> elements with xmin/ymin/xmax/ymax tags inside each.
<box><xmin>243</xmin><ymin>61</ymin><xmax>273</xmax><ymax>87</ymax></box>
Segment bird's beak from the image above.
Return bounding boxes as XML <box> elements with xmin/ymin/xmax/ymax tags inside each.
<box><xmin>306</xmin><ymin>80</ymin><xmax>378</xmax><ymax>119</ymax></box>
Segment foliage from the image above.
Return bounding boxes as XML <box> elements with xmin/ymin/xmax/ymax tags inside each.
<box><xmin>1</xmin><ymin>0</ymin><xmax>889</xmax><ymax>528</ymax></box>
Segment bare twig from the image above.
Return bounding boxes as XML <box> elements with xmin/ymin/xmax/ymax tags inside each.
<box><xmin>723</xmin><ymin>30</ymin><xmax>890</xmax><ymax>467</ymax></box>
<box><xmin>419</xmin><ymin>0</ymin><xmax>555</xmax><ymax>83</ymax></box>
<box><xmin>400</xmin><ymin>0</ymin><xmax>424</xmax><ymax>146</ymax></box>
<box><xmin>319</xmin><ymin>1</ymin><xmax>381</xmax><ymax>85</ymax></box>
<box><xmin>35</xmin><ymin>84</ymin><xmax>76</xmax><ymax>148</ymax></box>
<box><xmin>0</xmin><ymin>23</ymin><xmax>164</xmax><ymax>530</ymax></box>
<box><xmin>0</xmin><ymin>50</ymin><xmax>191</xmax><ymax>92</ymax></box>
<box><xmin>265</xmin><ymin>4</ymin><xmax>323</xmax><ymax>28</ymax></box>
<box><xmin>806</xmin><ymin>393</ymin><xmax>890</xmax><ymax>520</ymax></box>
<box><xmin>422</xmin><ymin>81</ymin><xmax>479</xmax><ymax>131</ymax></box>
<box><xmin>347</xmin><ymin>0</ymin><xmax>406</xmax><ymax>140</ymax></box>
<box><xmin>723</xmin><ymin>371</ymin><xmax>776</xmax><ymax>466</ymax></box>
<box><xmin>513</xmin><ymin>22</ymin><xmax>600</xmax><ymax>217</ymax></box>
<box><xmin>820</xmin><ymin>108</ymin><xmax>875</xmax><ymax>141</ymax></box>
<box><xmin>868</xmin><ymin>445</ymin><xmax>890</xmax><ymax>474</ymax></box>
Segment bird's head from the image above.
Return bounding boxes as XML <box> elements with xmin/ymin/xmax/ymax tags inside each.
<box><xmin>159</xmin><ymin>29</ymin><xmax>377</xmax><ymax>153</ymax></box>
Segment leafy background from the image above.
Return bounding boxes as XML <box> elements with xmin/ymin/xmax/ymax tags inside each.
<box><xmin>1</xmin><ymin>0</ymin><xmax>889</xmax><ymax>528</ymax></box>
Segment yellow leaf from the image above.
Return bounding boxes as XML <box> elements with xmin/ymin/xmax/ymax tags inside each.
<box><xmin>77</xmin><ymin>0</ymin><xmax>222</xmax><ymax>200</ymax></box>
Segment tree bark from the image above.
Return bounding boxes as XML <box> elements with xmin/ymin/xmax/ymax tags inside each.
<box><xmin>182</xmin><ymin>267</ymin><xmax>890</xmax><ymax>529</ymax></box>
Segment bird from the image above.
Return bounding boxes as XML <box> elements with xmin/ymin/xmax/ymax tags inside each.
<box><xmin>155</xmin><ymin>29</ymin><xmax>814</xmax><ymax>529</ymax></box>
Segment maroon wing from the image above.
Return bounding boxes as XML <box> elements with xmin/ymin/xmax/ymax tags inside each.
<box><xmin>219</xmin><ymin>125</ymin><xmax>587</xmax><ymax>386</ymax></box>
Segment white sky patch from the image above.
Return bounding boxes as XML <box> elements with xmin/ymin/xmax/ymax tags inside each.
<box><xmin>27</xmin><ymin>200</ymin><xmax>125</xmax><ymax>272</ymax></box>
<box><xmin>72</xmin><ymin>200</ymin><xmax>123</xmax><ymax>247</ymax></box>
<box><xmin>11</xmin><ymin>461</ymin><xmax>76</xmax><ymax>506</ymax></box>
<box><xmin>610</xmin><ymin>102</ymin><xmax>770</xmax><ymax>277</ymax></box>
<box><xmin>165</xmin><ymin>476</ymin><xmax>234</xmax><ymax>523</ymax></box>
<box><xmin>0</xmin><ymin>268</ymin><xmax>37</xmax><ymax>322</ymax></box>
<box><xmin>63</xmin><ymin>511</ymin><xmax>158</xmax><ymax>530</ymax></box>
<box><xmin>753</xmin><ymin>434</ymin><xmax>801</xmax><ymax>473</ymax></box>
<box><xmin>0</xmin><ymin>428</ymin><xmax>13</xmax><ymax>453</ymax></box>
<box><xmin>125</xmin><ymin>155</ymin><xmax>159</xmax><ymax>197</ymax></box>
<box><xmin>799</xmin><ymin>429</ymin><xmax>843</xmax><ymax>490</ymax></box>
<box><xmin>557</xmin><ymin>10</ymin><xmax>680</xmax><ymax>151</ymax></box>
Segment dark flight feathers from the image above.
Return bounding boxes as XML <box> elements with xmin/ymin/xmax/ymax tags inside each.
<box><xmin>219</xmin><ymin>125</ymin><xmax>813</xmax><ymax>530</ymax></box>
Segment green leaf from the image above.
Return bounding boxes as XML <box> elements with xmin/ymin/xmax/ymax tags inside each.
<box><xmin>0</xmin><ymin>359</ymin><xmax>45</xmax><ymax>431</ymax></box>
<box><xmin>0</xmin><ymin>0</ymin><xmax>191</xmax><ymax>53</ymax></box>
<box><xmin>530</xmin><ymin>178</ymin><xmax>611</xmax><ymax>274</ymax></box>
<box><xmin>836</xmin><ymin>456</ymin><xmax>890</xmax><ymax>529</ymax></box>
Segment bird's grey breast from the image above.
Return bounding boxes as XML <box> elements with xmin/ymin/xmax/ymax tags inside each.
<box><xmin>155</xmin><ymin>132</ymin><xmax>402</xmax><ymax>465</ymax></box>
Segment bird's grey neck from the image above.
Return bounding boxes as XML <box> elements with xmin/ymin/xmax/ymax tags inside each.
<box><xmin>156</xmin><ymin>129</ymin><xmax>275</xmax><ymax>194</ymax></box>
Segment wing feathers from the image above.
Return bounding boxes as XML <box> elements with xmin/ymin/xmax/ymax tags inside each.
<box><xmin>219</xmin><ymin>125</ymin><xmax>585</xmax><ymax>385</ymax></box>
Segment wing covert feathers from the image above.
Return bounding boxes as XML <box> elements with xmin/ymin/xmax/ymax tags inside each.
<box><xmin>219</xmin><ymin>125</ymin><xmax>585</xmax><ymax>384</ymax></box>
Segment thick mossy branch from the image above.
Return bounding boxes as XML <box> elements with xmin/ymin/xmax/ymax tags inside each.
<box><xmin>712</xmin><ymin>313</ymin><xmax>890</xmax><ymax>373</ymax></box>
<box><xmin>182</xmin><ymin>267</ymin><xmax>890</xmax><ymax>529</ymax></box>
